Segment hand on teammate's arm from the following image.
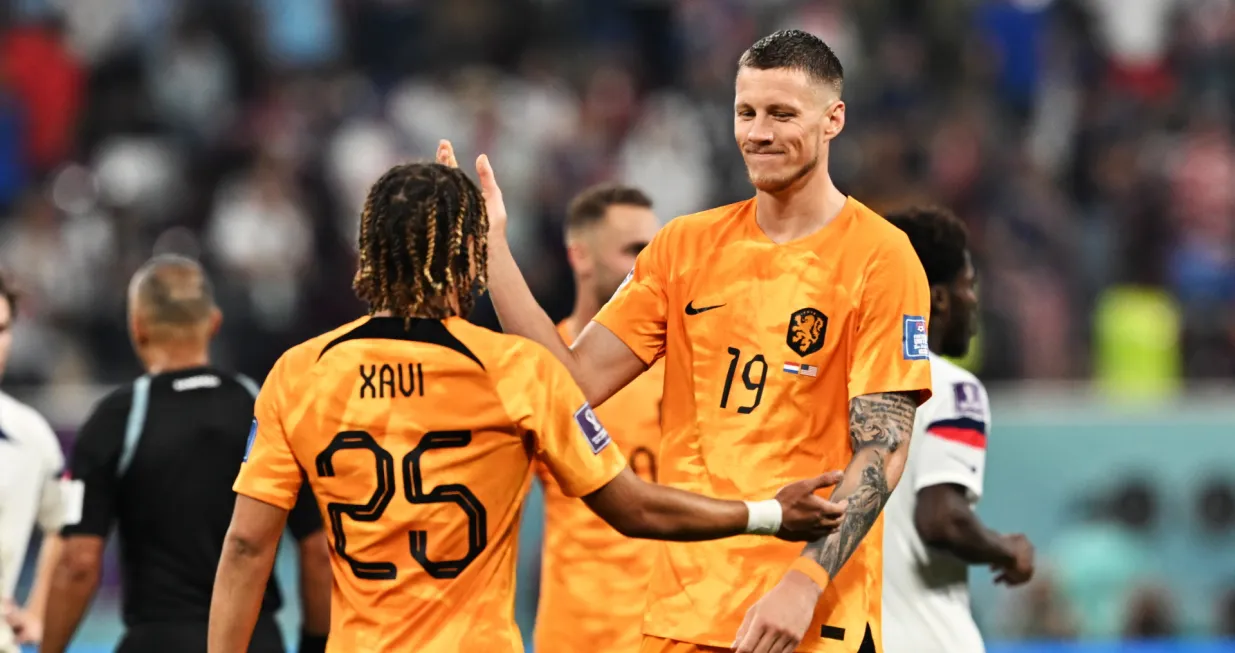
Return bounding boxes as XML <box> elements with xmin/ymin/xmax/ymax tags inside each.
<box><xmin>732</xmin><ymin>391</ymin><xmax>918</xmax><ymax>653</ymax></box>
<box><xmin>914</xmin><ymin>483</ymin><xmax>1035</xmax><ymax>584</ymax></box>
<box><xmin>209</xmin><ymin>495</ymin><xmax>289</xmax><ymax>653</ymax></box>
<box><xmin>435</xmin><ymin>140</ymin><xmax>645</xmax><ymax>406</ymax></box>
<box><xmin>39</xmin><ymin>535</ymin><xmax>106</xmax><ymax>653</ymax></box>
<box><xmin>582</xmin><ymin>467</ymin><xmax>846</xmax><ymax>542</ymax></box>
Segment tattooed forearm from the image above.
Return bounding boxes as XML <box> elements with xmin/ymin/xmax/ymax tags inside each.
<box><xmin>801</xmin><ymin>391</ymin><xmax>917</xmax><ymax>577</ymax></box>
<box><xmin>847</xmin><ymin>391</ymin><xmax>915</xmax><ymax>453</ymax></box>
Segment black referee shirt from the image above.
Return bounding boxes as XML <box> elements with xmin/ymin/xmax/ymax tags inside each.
<box><xmin>61</xmin><ymin>366</ymin><xmax>322</xmax><ymax>626</ymax></box>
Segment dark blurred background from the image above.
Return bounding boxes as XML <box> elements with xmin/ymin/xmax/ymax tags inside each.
<box><xmin>2</xmin><ymin>0</ymin><xmax>1234</xmax><ymax>651</ymax></box>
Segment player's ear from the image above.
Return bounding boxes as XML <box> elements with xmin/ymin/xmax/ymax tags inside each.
<box><xmin>129</xmin><ymin>313</ymin><xmax>149</xmax><ymax>349</ymax></box>
<box><xmin>565</xmin><ymin>236</ymin><xmax>593</xmax><ymax>276</ymax></box>
<box><xmin>822</xmin><ymin>98</ymin><xmax>845</xmax><ymax>140</ymax></box>
<box><xmin>929</xmin><ymin>283</ymin><xmax>950</xmax><ymax>318</ymax></box>
<box><xmin>207</xmin><ymin>306</ymin><xmax>223</xmax><ymax>338</ymax></box>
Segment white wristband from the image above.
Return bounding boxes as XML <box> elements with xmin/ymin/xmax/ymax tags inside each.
<box><xmin>744</xmin><ymin>499</ymin><xmax>783</xmax><ymax>535</ymax></box>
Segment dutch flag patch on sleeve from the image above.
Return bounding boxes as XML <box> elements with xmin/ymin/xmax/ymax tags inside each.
<box><xmin>903</xmin><ymin>315</ymin><xmax>929</xmax><ymax>360</ymax></box>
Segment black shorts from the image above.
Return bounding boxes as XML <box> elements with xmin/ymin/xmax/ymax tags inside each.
<box><xmin>116</xmin><ymin>615</ymin><xmax>284</xmax><ymax>653</ymax></box>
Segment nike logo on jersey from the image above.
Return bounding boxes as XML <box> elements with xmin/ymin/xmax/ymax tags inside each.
<box><xmin>947</xmin><ymin>452</ymin><xmax>978</xmax><ymax>474</ymax></box>
<box><xmin>685</xmin><ymin>301</ymin><xmax>725</xmax><ymax>315</ymax></box>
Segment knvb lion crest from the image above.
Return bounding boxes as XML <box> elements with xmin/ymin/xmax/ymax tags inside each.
<box><xmin>787</xmin><ymin>308</ymin><xmax>828</xmax><ymax>357</ymax></box>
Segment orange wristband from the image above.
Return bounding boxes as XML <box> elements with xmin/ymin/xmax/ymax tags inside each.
<box><xmin>789</xmin><ymin>557</ymin><xmax>831</xmax><ymax>589</ymax></box>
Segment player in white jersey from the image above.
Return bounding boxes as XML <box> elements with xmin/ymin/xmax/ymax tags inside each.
<box><xmin>0</xmin><ymin>275</ymin><xmax>68</xmax><ymax>653</ymax></box>
<box><xmin>881</xmin><ymin>207</ymin><xmax>1035</xmax><ymax>653</ymax></box>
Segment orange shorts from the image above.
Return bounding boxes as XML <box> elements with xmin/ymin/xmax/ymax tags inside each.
<box><xmin>640</xmin><ymin>635</ymin><xmax>731</xmax><ymax>653</ymax></box>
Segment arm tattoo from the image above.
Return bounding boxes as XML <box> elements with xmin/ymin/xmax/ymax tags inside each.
<box><xmin>802</xmin><ymin>391</ymin><xmax>917</xmax><ymax>577</ymax></box>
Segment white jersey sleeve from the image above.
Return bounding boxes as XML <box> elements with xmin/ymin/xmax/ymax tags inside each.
<box><xmin>23</xmin><ymin>406</ymin><xmax>68</xmax><ymax>534</ymax></box>
<box><xmin>910</xmin><ymin>364</ymin><xmax>989</xmax><ymax>501</ymax></box>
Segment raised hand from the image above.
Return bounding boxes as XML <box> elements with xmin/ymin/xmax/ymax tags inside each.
<box><xmin>434</xmin><ymin>139</ymin><xmax>508</xmax><ymax>242</ymax></box>
<box><xmin>436</xmin><ymin>139</ymin><xmax>458</xmax><ymax>168</ymax></box>
<box><xmin>474</xmin><ymin>152</ymin><xmax>508</xmax><ymax>242</ymax></box>
<box><xmin>774</xmin><ymin>471</ymin><xmax>847</xmax><ymax>542</ymax></box>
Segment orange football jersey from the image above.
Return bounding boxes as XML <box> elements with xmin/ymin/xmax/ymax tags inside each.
<box><xmin>533</xmin><ymin>320</ymin><xmax>665</xmax><ymax>653</ymax></box>
<box><xmin>594</xmin><ymin>197</ymin><xmax>932</xmax><ymax>651</ymax></box>
<box><xmin>233</xmin><ymin>316</ymin><xmax>628</xmax><ymax>653</ymax></box>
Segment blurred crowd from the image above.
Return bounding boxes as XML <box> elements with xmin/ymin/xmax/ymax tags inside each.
<box><xmin>4</xmin><ymin>0</ymin><xmax>1235</xmax><ymax>390</ymax></box>
<box><xmin>992</xmin><ymin>478</ymin><xmax>1235</xmax><ymax>640</ymax></box>
<box><xmin>4</xmin><ymin>0</ymin><xmax>1235</xmax><ymax>645</ymax></box>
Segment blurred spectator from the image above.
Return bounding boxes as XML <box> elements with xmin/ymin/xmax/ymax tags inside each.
<box><xmin>1217</xmin><ymin>585</ymin><xmax>1235</xmax><ymax>637</ymax></box>
<box><xmin>997</xmin><ymin>569</ymin><xmax>1081</xmax><ymax>640</ymax></box>
<box><xmin>205</xmin><ymin>152</ymin><xmax>314</xmax><ymax>333</ymax></box>
<box><xmin>1196</xmin><ymin>478</ymin><xmax>1235</xmax><ymax>535</ymax></box>
<box><xmin>1049</xmin><ymin>480</ymin><xmax>1159</xmax><ymax>638</ymax></box>
<box><xmin>1122</xmin><ymin>585</ymin><xmax>1180</xmax><ymax>639</ymax></box>
<box><xmin>0</xmin><ymin>17</ymin><xmax>83</xmax><ymax>174</ymax></box>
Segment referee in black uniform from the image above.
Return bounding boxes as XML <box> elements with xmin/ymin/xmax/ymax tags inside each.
<box><xmin>41</xmin><ymin>255</ymin><xmax>331</xmax><ymax>653</ymax></box>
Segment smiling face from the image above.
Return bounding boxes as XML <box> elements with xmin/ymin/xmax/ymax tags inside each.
<box><xmin>734</xmin><ymin>66</ymin><xmax>847</xmax><ymax>193</ymax></box>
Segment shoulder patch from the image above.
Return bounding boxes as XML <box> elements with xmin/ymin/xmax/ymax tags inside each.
<box><xmin>610</xmin><ymin>268</ymin><xmax>634</xmax><ymax>302</ymax></box>
<box><xmin>573</xmin><ymin>404</ymin><xmax>611</xmax><ymax>455</ymax></box>
<box><xmin>903</xmin><ymin>315</ymin><xmax>929</xmax><ymax>360</ymax></box>
<box><xmin>953</xmin><ymin>381</ymin><xmax>985</xmax><ymax>419</ymax></box>
<box><xmin>243</xmin><ymin>419</ymin><xmax>258</xmax><ymax>462</ymax></box>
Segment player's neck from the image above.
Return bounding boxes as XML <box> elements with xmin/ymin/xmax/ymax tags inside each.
<box><xmin>754</xmin><ymin>169</ymin><xmax>848</xmax><ymax>244</ymax></box>
<box><xmin>139</xmin><ymin>343</ymin><xmax>210</xmax><ymax>375</ymax></box>
<box><xmin>567</xmin><ymin>288</ymin><xmax>603</xmax><ymax>338</ymax></box>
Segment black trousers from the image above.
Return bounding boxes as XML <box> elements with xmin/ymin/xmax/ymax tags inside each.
<box><xmin>116</xmin><ymin>614</ymin><xmax>284</xmax><ymax>653</ymax></box>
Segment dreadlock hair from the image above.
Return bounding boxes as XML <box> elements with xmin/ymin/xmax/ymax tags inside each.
<box><xmin>884</xmin><ymin>206</ymin><xmax>970</xmax><ymax>287</ymax></box>
<box><xmin>353</xmin><ymin>162</ymin><xmax>489</xmax><ymax>319</ymax></box>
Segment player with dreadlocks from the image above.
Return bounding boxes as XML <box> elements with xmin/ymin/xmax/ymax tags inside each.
<box><xmin>352</xmin><ymin>162</ymin><xmax>488</xmax><ymax>320</ymax></box>
<box><xmin>209</xmin><ymin>161</ymin><xmax>852</xmax><ymax>653</ymax></box>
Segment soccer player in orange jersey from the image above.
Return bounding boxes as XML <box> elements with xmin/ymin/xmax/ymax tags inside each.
<box><xmin>208</xmin><ymin>162</ymin><xmax>849</xmax><ymax>653</ymax></box>
<box><xmin>463</xmin><ymin>28</ymin><xmax>934</xmax><ymax>653</ymax></box>
<box><xmin>534</xmin><ymin>184</ymin><xmax>666</xmax><ymax>653</ymax></box>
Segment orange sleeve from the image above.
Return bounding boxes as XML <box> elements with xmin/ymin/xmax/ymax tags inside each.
<box><xmin>504</xmin><ymin>342</ymin><xmax>627</xmax><ymax>498</ymax></box>
<box><xmin>847</xmin><ymin>236</ymin><xmax>934</xmax><ymax>404</ymax></box>
<box><xmin>593</xmin><ymin>228</ymin><xmax>670</xmax><ymax>366</ymax></box>
<box><xmin>233</xmin><ymin>354</ymin><xmax>304</xmax><ymax>510</ymax></box>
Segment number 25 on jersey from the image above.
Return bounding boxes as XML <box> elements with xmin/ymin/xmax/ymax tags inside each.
<box><xmin>315</xmin><ymin>430</ymin><xmax>488</xmax><ymax>581</ymax></box>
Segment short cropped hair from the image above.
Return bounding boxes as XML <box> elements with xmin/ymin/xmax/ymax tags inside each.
<box><xmin>738</xmin><ymin>29</ymin><xmax>845</xmax><ymax>94</ymax></box>
<box><xmin>131</xmin><ymin>254</ymin><xmax>217</xmax><ymax>327</ymax></box>
<box><xmin>884</xmin><ymin>206</ymin><xmax>970</xmax><ymax>286</ymax></box>
<box><xmin>566</xmin><ymin>184</ymin><xmax>653</xmax><ymax>234</ymax></box>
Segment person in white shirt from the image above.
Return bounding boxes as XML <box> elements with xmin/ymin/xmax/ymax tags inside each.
<box><xmin>0</xmin><ymin>274</ymin><xmax>67</xmax><ymax>653</ymax></box>
<box><xmin>881</xmin><ymin>207</ymin><xmax>1036</xmax><ymax>653</ymax></box>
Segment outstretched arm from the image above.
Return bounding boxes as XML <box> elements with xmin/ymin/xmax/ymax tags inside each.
<box><xmin>732</xmin><ymin>391</ymin><xmax>918</xmax><ymax>653</ymax></box>
<box><xmin>487</xmin><ymin>235</ymin><xmax>646</xmax><ymax>405</ymax></box>
<box><xmin>800</xmin><ymin>391</ymin><xmax>916</xmax><ymax>577</ymax></box>
<box><xmin>438</xmin><ymin>141</ymin><xmax>647</xmax><ymax>406</ymax></box>
<box><xmin>583</xmin><ymin>468</ymin><xmax>847</xmax><ymax>542</ymax></box>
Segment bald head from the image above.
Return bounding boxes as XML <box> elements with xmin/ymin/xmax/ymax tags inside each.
<box><xmin>128</xmin><ymin>255</ymin><xmax>218</xmax><ymax>341</ymax></box>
